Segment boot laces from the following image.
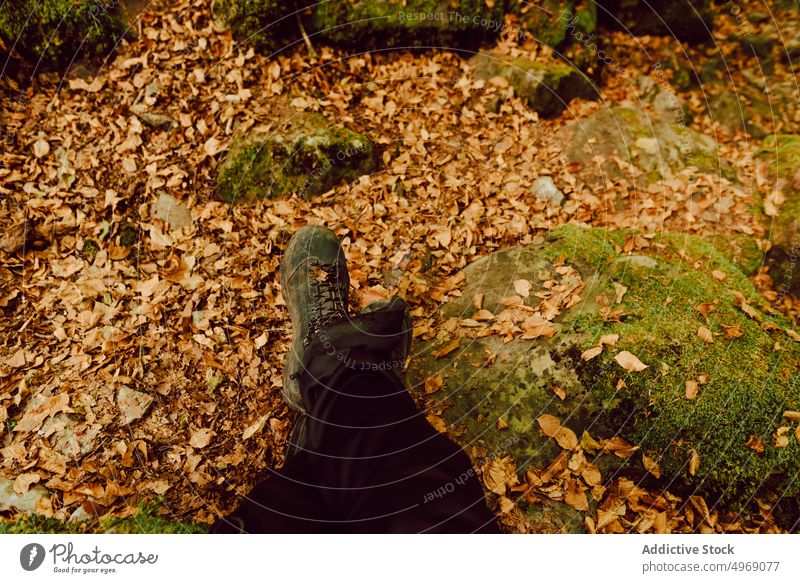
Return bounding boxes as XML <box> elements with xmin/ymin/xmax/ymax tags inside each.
<box><xmin>304</xmin><ymin>260</ymin><xmax>347</xmax><ymax>346</ymax></box>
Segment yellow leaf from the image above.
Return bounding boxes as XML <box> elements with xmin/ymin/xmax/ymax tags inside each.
<box><xmin>688</xmin><ymin>449</ymin><xmax>700</xmax><ymax>476</ymax></box>
<box><xmin>537</xmin><ymin>414</ymin><xmax>561</xmax><ymax>438</ymax></box>
<box><xmin>432</xmin><ymin>338</ymin><xmax>459</xmax><ymax>358</ymax></box>
<box><xmin>643</xmin><ymin>455</ymin><xmax>661</xmax><ymax>478</ymax></box>
<box><xmin>424</xmin><ymin>374</ymin><xmax>444</xmax><ymax>394</ymax></box>
<box><xmin>685</xmin><ymin>380</ymin><xmax>699</xmax><ymax>400</ymax></box>
<box><xmin>697</xmin><ymin>326</ymin><xmax>714</xmax><ymax>344</ymax></box>
<box><xmin>555</xmin><ymin>426</ymin><xmax>578</xmax><ymax>451</ymax></box>
<box><xmin>565</xmin><ymin>481</ymin><xmax>589</xmax><ymax>511</ymax></box>
<box><xmin>614</xmin><ymin>350</ymin><xmax>648</xmax><ymax>372</ymax></box>
<box><xmin>581</xmin><ymin>346</ymin><xmax>603</xmax><ymax>361</ymax></box>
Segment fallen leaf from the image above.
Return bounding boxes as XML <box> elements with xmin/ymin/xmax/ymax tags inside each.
<box><xmin>243</xmin><ymin>415</ymin><xmax>269</xmax><ymax>440</ymax></box>
<box><xmin>685</xmin><ymin>380</ymin><xmax>699</xmax><ymax>400</ymax></box>
<box><xmin>688</xmin><ymin>449</ymin><xmax>700</xmax><ymax>476</ymax></box>
<box><xmin>432</xmin><ymin>338</ymin><xmax>459</xmax><ymax>358</ymax></box>
<box><xmin>599</xmin><ymin>333</ymin><xmax>619</xmax><ymax>346</ymax></box>
<box><xmin>722</xmin><ymin>324</ymin><xmax>743</xmax><ymax>339</ymax></box>
<box><xmin>555</xmin><ymin>426</ymin><xmax>579</xmax><ymax>451</ymax></box>
<box><xmin>603</xmin><ymin>436</ymin><xmax>639</xmax><ymax>458</ymax></box>
<box><xmin>472</xmin><ymin>309</ymin><xmax>495</xmax><ymax>321</ymax></box>
<box><xmin>33</xmin><ymin>138</ymin><xmax>50</xmax><ymax>159</ymax></box>
<box><xmin>424</xmin><ymin>373</ymin><xmax>444</xmax><ymax>394</ymax></box>
<box><xmin>565</xmin><ymin>480</ymin><xmax>589</xmax><ymax>511</ymax></box>
<box><xmin>746</xmin><ymin>434</ymin><xmax>765</xmax><ymax>453</ymax></box>
<box><xmin>537</xmin><ymin>414</ymin><xmax>561</xmax><ymax>438</ymax></box>
<box><xmin>782</xmin><ymin>410</ymin><xmax>800</xmax><ymax>422</ymax></box>
<box><xmin>613</xmin><ymin>282</ymin><xmax>627</xmax><ymax>304</ymax></box>
<box><xmin>521</xmin><ymin>315</ymin><xmax>555</xmax><ymax>339</ymax></box>
<box><xmin>580</xmin><ymin>431</ymin><xmax>603</xmax><ymax>453</ymax></box>
<box><xmin>711</xmin><ymin>269</ymin><xmax>727</xmax><ymax>282</ymax></box>
<box><xmin>513</xmin><ymin>279</ymin><xmax>532</xmax><ymax>298</ymax></box>
<box><xmin>13</xmin><ymin>472</ymin><xmax>40</xmax><ymax>495</ymax></box>
<box><xmin>551</xmin><ymin>385</ymin><xmax>566</xmax><ymax>400</ymax></box>
<box><xmin>189</xmin><ymin>428</ymin><xmax>214</xmax><ymax>449</ymax></box>
<box><xmin>697</xmin><ymin>326</ymin><xmax>714</xmax><ymax>344</ymax></box>
<box><xmin>14</xmin><ymin>393</ymin><xmax>71</xmax><ymax>433</ymax></box>
<box><xmin>643</xmin><ymin>455</ymin><xmax>661</xmax><ymax>478</ymax></box>
<box><xmin>581</xmin><ymin>346</ymin><xmax>603</xmax><ymax>361</ymax></box>
<box><xmin>786</xmin><ymin>329</ymin><xmax>800</xmax><ymax>342</ymax></box>
<box><xmin>775</xmin><ymin>427</ymin><xmax>790</xmax><ymax>448</ymax></box>
<box><xmin>498</xmin><ymin>496</ymin><xmax>515</xmax><ymax>514</ymax></box>
<box><xmin>614</xmin><ymin>350</ymin><xmax>648</xmax><ymax>372</ymax></box>
<box><xmin>581</xmin><ymin>464</ymin><xmax>602</xmax><ymax>486</ymax></box>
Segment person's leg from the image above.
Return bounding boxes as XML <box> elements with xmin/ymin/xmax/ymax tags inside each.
<box><xmin>209</xmin><ymin>449</ymin><xmax>333</xmax><ymax>533</ymax></box>
<box><xmin>297</xmin><ymin>311</ymin><xmax>499</xmax><ymax>533</ymax></box>
<box><xmin>305</xmin><ymin>371</ymin><xmax>498</xmax><ymax>533</ymax></box>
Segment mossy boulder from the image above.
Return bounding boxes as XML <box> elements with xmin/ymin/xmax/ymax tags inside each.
<box><xmin>469</xmin><ymin>52</ymin><xmax>596</xmax><ymax>118</ymax></box>
<box><xmin>595</xmin><ymin>0</ymin><xmax>714</xmax><ymax>43</ymax></box>
<box><xmin>211</xmin><ymin>0</ymin><xmax>298</xmax><ymax>52</ymax></box>
<box><xmin>0</xmin><ymin>0</ymin><xmax>126</xmax><ymax>66</ymax></box>
<box><xmin>507</xmin><ymin>0</ymin><xmax>597</xmax><ymax>49</ymax></box>
<box><xmin>216</xmin><ymin>112</ymin><xmax>378</xmax><ymax>203</ymax></box>
<box><xmin>558</xmin><ymin>104</ymin><xmax>733</xmax><ymax>186</ymax></box>
<box><xmin>756</xmin><ymin>134</ymin><xmax>800</xmax><ymax>297</ymax></box>
<box><xmin>311</xmin><ymin>0</ymin><xmax>504</xmax><ymax>50</ymax></box>
<box><xmin>409</xmin><ymin>225</ymin><xmax>800</xmax><ymax>530</ymax></box>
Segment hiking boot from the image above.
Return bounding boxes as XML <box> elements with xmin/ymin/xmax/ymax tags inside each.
<box><xmin>360</xmin><ymin>296</ymin><xmax>413</xmax><ymax>372</ymax></box>
<box><xmin>280</xmin><ymin>225</ymin><xmax>350</xmax><ymax>411</ymax></box>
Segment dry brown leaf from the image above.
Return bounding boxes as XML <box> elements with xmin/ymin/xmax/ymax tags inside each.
<box><xmin>746</xmin><ymin>434</ymin><xmax>766</xmax><ymax>453</ymax></box>
<box><xmin>521</xmin><ymin>315</ymin><xmax>555</xmax><ymax>339</ymax></box>
<box><xmin>722</xmin><ymin>324</ymin><xmax>743</xmax><ymax>339</ymax></box>
<box><xmin>599</xmin><ymin>333</ymin><xmax>619</xmax><ymax>346</ymax></box>
<box><xmin>711</xmin><ymin>269</ymin><xmax>727</xmax><ymax>282</ymax></box>
<box><xmin>565</xmin><ymin>480</ymin><xmax>589</xmax><ymax>511</ymax></box>
<box><xmin>513</xmin><ymin>279</ymin><xmax>532</xmax><ymax>298</ymax></box>
<box><xmin>432</xmin><ymin>339</ymin><xmax>459</xmax><ymax>359</ymax></box>
<box><xmin>424</xmin><ymin>373</ymin><xmax>444</xmax><ymax>394</ymax></box>
<box><xmin>551</xmin><ymin>385</ymin><xmax>566</xmax><ymax>400</ymax></box>
<box><xmin>613</xmin><ymin>282</ymin><xmax>627</xmax><ymax>304</ymax></box>
<box><xmin>614</xmin><ymin>350</ymin><xmax>648</xmax><ymax>372</ymax></box>
<box><xmin>604</xmin><ymin>436</ymin><xmax>639</xmax><ymax>458</ymax></box>
<box><xmin>537</xmin><ymin>414</ymin><xmax>561</xmax><ymax>438</ymax></box>
<box><xmin>13</xmin><ymin>472</ymin><xmax>41</xmax><ymax>495</ymax></box>
<box><xmin>581</xmin><ymin>464</ymin><xmax>602</xmax><ymax>486</ymax></box>
<box><xmin>189</xmin><ymin>428</ymin><xmax>214</xmax><ymax>449</ymax></box>
<box><xmin>697</xmin><ymin>326</ymin><xmax>714</xmax><ymax>344</ymax></box>
<box><xmin>581</xmin><ymin>346</ymin><xmax>603</xmax><ymax>361</ymax></box>
<box><xmin>555</xmin><ymin>426</ymin><xmax>579</xmax><ymax>451</ymax></box>
<box><xmin>642</xmin><ymin>455</ymin><xmax>661</xmax><ymax>478</ymax></box>
<box><xmin>786</xmin><ymin>328</ymin><xmax>800</xmax><ymax>342</ymax></box>
<box><xmin>685</xmin><ymin>380</ymin><xmax>699</xmax><ymax>400</ymax></box>
<box><xmin>688</xmin><ymin>449</ymin><xmax>700</xmax><ymax>476</ymax></box>
<box><xmin>14</xmin><ymin>393</ymin><xmax>71</xmax><ymax>433</ymax></box>
<box><xmin>782</xmin><ymin>410</ymin><xmax>800</xmax><ymax>422</ymax></box>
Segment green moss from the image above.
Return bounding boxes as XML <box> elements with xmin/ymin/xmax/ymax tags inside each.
<box><xmin>0</xmin><ymin>505</ymin><xmax>204</xmax><ymax>534</ymax></box>
<box><xmin>81</xmin><ymin>238</ymin><xmax>98</xmax><ymax>262</ymax></box>
<box><xmin>216</xmin><ymin>113</ymin><xmax>377</xmax><ymax>202</ymax></box>
<box><xmin>554</xmin><ymin>226</ymin><xmax>800</xmax><ymax>506</ymax></box>
<box><xmin>312</xmin><ymin>0</ymin><xmax>504</xmax><ymax>49</ymax></box>
<box><xmin>0</xmin><ymin>0</ymin><xmax>127</xmax><ymax>66</ymax></box>
<box><xmin>471</xmin><ymin>53</ymin><xmax>596</xmax><ymax>118</ymax></box>
<box><xmin>211</xmin><ymin>0</ymin><xmax>297</xmax><ymax>52</ymax></box>
<box><xmin>117</xmin><ymin>221</ymin><xmax>139</xmax><ymax>247</ymax></box>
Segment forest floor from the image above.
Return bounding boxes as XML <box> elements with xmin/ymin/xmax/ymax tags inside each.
<box><xmin>1</xmin><ymin>0</ymin><xmax>798</xmax><ymax>532</ymax></box>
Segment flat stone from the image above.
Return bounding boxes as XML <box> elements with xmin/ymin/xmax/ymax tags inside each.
<box><xmin>0</xmin><ymin>476</ymin><xmax>51</xmax><ymax>516</ymax></box>
<box><xmin>532</xmin><ymin>177</ymin><xmax>565</xmax><ymax>205</ymax></box>
<box><xmin>153</xmin><ymin>193</ymin><xmax>192</xmax><ymax>231</ymax></box>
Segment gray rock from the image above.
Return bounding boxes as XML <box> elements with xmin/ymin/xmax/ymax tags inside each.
<box><xmin>532</xmin><ymin>177</ymin><xmax>565</xmax><ymax>205</ymax></box>
<box><xmin>153</xmin><ymin>193</ymin><xmax>192</xmax><ymax>231</ymax></box>
<box><xmin>216</xmin><ymin>112</ymin><xmax>378</xmax><ymax>202</ymax></box>
<box><xmin>0</xmin><ymin>476</ymin><xmax>51</xmax><ymax>516</ymax></box>
<box><xmin>470</xmin><ymin>52</ymin><xmax>596</xmax><ymax>119</ymax></box>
